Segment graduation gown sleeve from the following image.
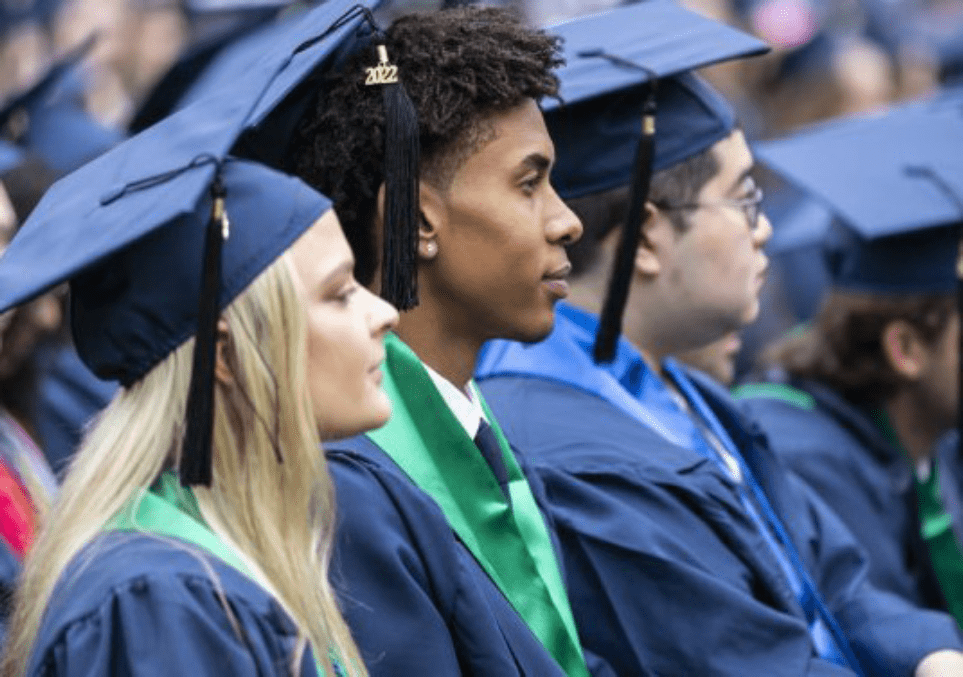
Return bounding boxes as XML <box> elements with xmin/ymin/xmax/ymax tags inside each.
<box><xmin>28</xmin><ymin>533</ymin><xmax>317</xmax><ymax>676</ymax></box>
<box><xmin>481</xmin><ymin>375</ymin><xmax>858</xmax><ymax>677</ymax></box>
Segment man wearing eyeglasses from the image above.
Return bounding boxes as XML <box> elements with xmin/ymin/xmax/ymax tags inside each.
<box><xmin>475</xmin><ymin>67</ymin><xmax>963</xmax><ymax>676</ymax></box>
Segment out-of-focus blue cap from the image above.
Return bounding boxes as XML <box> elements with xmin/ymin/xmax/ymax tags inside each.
<box><xmin>544</xmin><ymin>1</ymin><xmax>769</xmax><ymax>199</ymax></box>
<box><xmin>0</xmin><ymin>39</ymin><xmax>124</xmax><ymax>174</ymax></box>
<box><xmin>129</xmin><ymin>16</ymin><xmax>278</xmax><ymax>134</ymax></box>
<box><xmin>0</xmin><ymin>138</ymin><xmax>24</xmax><ymax>175</ymax></box>
<box><xmin>0</xmin><ymin>0</ymin><xmax>63</xmax><ymax>37</ymax></box>
<box><xmin>765</xmin><ymin>194</ymin><xmax>833</xmax><ymax>255</ymax></box>
<box><xmin>757</xmin><ymin>100</ymin><xmax>963</xmax><ymax>294</ymax></box>
<box><xmin>183</xmin><ymin>0</ymin><xmax>292</xmax><ymax>16</ymax></box>
<box><xmin>0</xmin><ymin>157</ymin><xmax>330</xmax><ymax>385</ymax></box>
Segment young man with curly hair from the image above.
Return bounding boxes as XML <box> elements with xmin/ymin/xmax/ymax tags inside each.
<box><xmin>291</xmin><ymin>8</ymin><xmax>605</xmax><ymax>677</ymax></box>
<box><xmin>475</xmin><ymin>6</ymin><xmax>963</xmax><ymax>675</ymax></box>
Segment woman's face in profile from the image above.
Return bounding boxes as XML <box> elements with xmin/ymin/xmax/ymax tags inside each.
<box><xmin>288</xmin><ymin>209</ymin><xmax>399</xmax><ymax>440</ymax></box>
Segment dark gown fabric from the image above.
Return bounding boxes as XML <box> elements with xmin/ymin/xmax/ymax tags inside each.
<box><xmin>0</xmin><ymin>535</ymin><xmax>19</xmax><ymax>644</ymax></box>
<box><xmin>34</xmin><ymin>345</ymin><xmax>116</xmax><ymax>473</ymax></box>
<box><xmin>738</xmin><ymin>378</ymin><xmax>951</xmax><ymax>612</ymax></box>
<box><xmin>478</xmin><ymin>369</ymin><xmax>963</xmax><ymax>677</ymax></box>
<box><xmin>325</xmin><ymin>435</ymin><xmax>615</xmax><ymax>677</ymax></box>
<box><xmin>27</xmin><ymin>532</ymin><xmax>319</xmax><ymax>676</ymax></box>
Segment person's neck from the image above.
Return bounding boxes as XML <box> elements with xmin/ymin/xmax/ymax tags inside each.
<box><xmin>883</xmin><ymin>391</ymin><xmax>945</xmax><ymax>465</ymax></box>
<box><xmin>395</xmin><ymin>301</ymin><xmax>480</xmax><ymax>390</ymax></box>
<box><xmin>569</xmin><ymin>273</ymin><xmax>663</xmax><ymax>375</ymax></box>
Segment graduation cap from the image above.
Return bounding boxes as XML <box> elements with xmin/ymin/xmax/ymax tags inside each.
<box><xmin>177</xmin><ymin>0</ymin><xmax>421</xmax><ymax>309</ymax></box>
<box><xmin>756</xmin><ymin>103</ymin><xmax>963</xmax><ymax>294</ymax></box>
<box><xmin>128</xmin><ymin>16</ymin><xmax>278</xmax><ymax>134</ymax></box>
<box><xmin>757</xmin><ymin>100</ymin><xmax>963</xmax><ymax>458</ymax></box>
<box><xmin>0</xmin><ymin>156</ymin><xmax>331</xmax><ymax>484</ymax></box>
<box><xmin>0</xmin><ymin>37</ymin><xmax>124</xmax><ymax>175</ymax></box>
<box><xmin>765</xmin><ymin>194</ymin><xmax>833</xmax><ymax>256</ymax></box>
<box><xmin>0</xmin><ymin>0</ymin><xmax>413</xmax><ymax>487</ymax></box>
<box><xmin>544</xmin><ymin>1</ymin><xmax>769</xmax><ymax>361</ymax></box>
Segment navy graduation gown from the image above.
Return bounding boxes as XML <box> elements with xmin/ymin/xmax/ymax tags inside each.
<box><xmin>326</xmin><ymin>436</ymin><xmax>613</xmax><ymax>677</ymax></box>
<box><xmin>34</xmin><ymin>345</ymin><xmax>116</xmax><ymax>473</ymax></box>
<box><xmin>481</xmin><ymin>374</ymin><xmax>859</xmax><ymax>676</ymax></box>
<box><xmin>476</xmin><ymin>305</ymin><xmax>963</xmax><ymax>676</ymax></box>
<box><xmin>27</xmin><ymin>532</ymin><xmax>318</xmax><ymax>676</ymax></box>
<box><xmin>738</xmin><ymin>378</ymin><xmax>950</xmax><ymax>612</ymax></box>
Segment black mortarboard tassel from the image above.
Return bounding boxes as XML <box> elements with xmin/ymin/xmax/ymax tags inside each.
<box><xmin>593</xmin><ymin>85</ymin><xmax>657</xmax><ymax>363</ymax></box>
<box><xmin>366</xmin><ymin>38</ymin><xmax>420</xmax><ymax>311</ymax></box>
<box><xmin>181</xmin><ymin>167</ymin><xmax>229</xmax><ymax>486</ymax></box>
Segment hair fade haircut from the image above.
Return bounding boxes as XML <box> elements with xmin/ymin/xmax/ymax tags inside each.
<box><xmin>293</xmin><ymin>7</ymin><xmax>563</xmax><ymax>285</ymax></box>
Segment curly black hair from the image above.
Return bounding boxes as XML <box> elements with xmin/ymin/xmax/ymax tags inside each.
<box><xmin>293</xmin><ymin>7</ymin><xmax>563</xmax><ymax>285</ymax></box>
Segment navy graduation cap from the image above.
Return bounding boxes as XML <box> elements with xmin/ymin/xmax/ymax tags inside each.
<box><xmin>0</xmin><ymin>38</ymin><xmax>123</xmax><ymax>175</ymax></box>
<box><xmin>177</xmin><ymin>0</ymin><xmax>421</xmax><ymax>309</ymax></box>
<box><xmin>128</xmin><ymin>0</ymin><xmax>310</xmax><ymax>134</ymax></box>
<box><xmin>128</xmin><ymin>18</ymin><xmax>277</xmax><ymax>134</ymax></box>
<box><xmin>757</xmin><ymin>98</ymin><xmax>963</xmax><ymax>459</ymax></box>
<box><xmin>0</xmin><ymin>0</ymin><xmax>412</xmax><ymax>487</ymax></box>
<box><xmin>545</xmin><ymin>1</ymin><xmax>769</xmax><ymax>361</ymax></box>
<box><xmin>756</xmin><ymin>101</ymin><xmax>963</xmax><ymax>294</ymax></box>
<box><xmin>0</xmin><ymin>156</ymin><xmax>331</xmax><ymax>485</ymax></box>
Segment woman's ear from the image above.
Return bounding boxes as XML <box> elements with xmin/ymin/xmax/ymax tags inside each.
<box><xmin>418</xmin><ymin>181</ymin><xmax>446</xmax><ymax>261</ymax></box>
<box><xmin>634</xmin><ymin>202</ymin><xmax>665</xmax><ymax>278</ymax></box>
<box><xmin>882</xmin><ymin>319</ymin><xmax>925</xmax><ymax>380</ymax></box>
<box><xmin>214</xmin><ymin>319</ymin><xmax>234</xmax><ymax>387</ymax></box>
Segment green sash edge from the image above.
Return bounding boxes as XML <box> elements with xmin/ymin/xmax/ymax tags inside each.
<box><xmin>366</xmin><ymin>333</ymin><xmax>589</xmax><ymax>677</ymax></box>
<box><xmin>106</xmin><ymin>472</ymin><xmax>339</xmax><ymax>676</ymax></box>
<box><xmin>731</xmin><ymin>382</ymin><xmax>817</xmax><ymax>410</ymax></box>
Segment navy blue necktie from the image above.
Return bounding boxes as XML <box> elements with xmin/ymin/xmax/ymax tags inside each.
<box><xmin>474</xmin><ymin>420</ymin><xmax>511</xmax><ymax>504</ymax></box>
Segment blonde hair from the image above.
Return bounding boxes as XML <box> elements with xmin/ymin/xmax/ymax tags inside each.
<box><xmin>2</xmin><ymin>253</ymin><xmax>366</xmax><ymax>677</ymax></box>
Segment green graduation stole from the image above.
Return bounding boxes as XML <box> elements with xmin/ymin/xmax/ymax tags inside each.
<box><xmin>874</xmin><ymin>412</ymin><xmax>963</xmax><ymax>627</ymax></box>
<box><xmin>916</xmin><ymin>465</ymin><xmax>963</xmax><ymax>627</ymax></box>
<box><xmin>107</xmin><ymin>472</ymin><xmax>342</xmax><ymax>676</ymax></box>
<box><xmin>366</xmin><ymin>333</ymin><xmax>589</xmax><ymax>677</ymax></box>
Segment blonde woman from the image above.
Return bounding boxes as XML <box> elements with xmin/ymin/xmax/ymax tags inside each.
<box><xmin>0</xmin><ymin>158</ymin><xmax>397</xmax><ymax>676</ymax></box>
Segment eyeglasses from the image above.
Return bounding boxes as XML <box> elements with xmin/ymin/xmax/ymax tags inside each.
<box><xmin>655</xmin><ymin>187</ymin><xmax>765</xmax><ymax>232</ymax></box>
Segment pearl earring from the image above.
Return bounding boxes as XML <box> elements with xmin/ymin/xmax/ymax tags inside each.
<box><xmin>424</xmin><ymin>241</ymin><xmax>437</xmax><ymax>257</ymax></box>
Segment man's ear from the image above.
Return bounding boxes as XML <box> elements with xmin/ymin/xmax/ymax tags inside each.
<box><xmin>214</xmin><ymin>318</ymin><xmax>233</xmax><ymax>387</ymax></box>
<box><xmin>417</xmin><ymin>181</ymin><xmax>446</xmax><ymax>260</ymax></box>
<box><xmin>634</xmin><ymin>202</ymin><xmax>666</xmax><ymax>277</ymax></box>
<box><xmin>882</xmin><ymin>319</ymin><xmax>926</xmax><ymax>380</ymax></box>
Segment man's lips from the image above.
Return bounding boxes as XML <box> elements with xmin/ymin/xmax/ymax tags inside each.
<box><xmin>543</xmin><ymin>263</ymin><xmax>572</xmax><ymax>298</ymax></box>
